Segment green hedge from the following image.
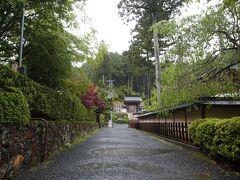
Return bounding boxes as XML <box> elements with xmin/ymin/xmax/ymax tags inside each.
<box><xmin>187</xmin><ymin>118</ymin><xmax>207</xmax><ymax>141</ymax></box>
<box><xmin>188</xmin><ymin>117</ymin><xmax>240</xmax><ymax>161</ymax></box>
<box><xmin>0</xmin><ymin>65</ymin><xmax>94</xmax><ymax>122</ymax></box>
<box><xmin>0</xmin><ymin>89</ymin><xmax>30</xmax><ymax>125</ymax></box>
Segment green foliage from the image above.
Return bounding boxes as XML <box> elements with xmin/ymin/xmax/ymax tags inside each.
<box><xmin>188</xmin><ymin>117</ymin><xmax>240</xmax><ymax>161</ymax></box>
<box><xmin>0</xmin><ymin>0</ymin><xmax>86</xmax><ymax>63</ymax></box>
<box><xmin>0</xmin><ymin>0</ymin><xmax>93</xmax><ymax>89</ymax></box>
<box><xmin>82</xmin><ymin>42</ymin><xmax>111</xmax><ymax>86</ymax></box>
<box><xmin>194</xmin><ymin>119</ymin><xmax>219</xmax><ymax>151</ymax></box>
<box><xmin>117</xmin><ymin>0</ymin><xmax>187</xmax><ymax>101</ymax></box>
<box><xmin>26</xmin><ymin>29</ymin><xmax>72</xmax><ymax>88</ymax></box>
<box><xmin>159</xmin><ymin>69</ymin><xmax>238</xmax><ymax>110</ymax></box>
<box><xmin>152</xmin><ymin>20</ymin><xmax>177</xmax><ymax>37</ymax></box>
<box><xmin>0</xmin><ymin>65</ymin><xmax>93</xmax><ymax>121</ymax></box>
<box><xmin>82</xmin><ymin>48</ymin><xmax>149</xmax><ymax>100</ymax></box>
<box><xmin>145</xmin><ymin>0</ymin><xmax>240</xmax><ymax>111</ymax></box>
<box><xmin>187</xmin><ymin>119</ymin><xmax>207</xmax><ymax>142</ymax></box>
<box><xmin>0</xmin><ymin>89</ymin><xmax>30</xmax><ymax>125</ymax></box>
<box><xmin>213</xmin><ymin>117</ymin><xmax>240</xmax><ymax>161</ymax></box>
<box><xmin>145</xmin><ymin>87</ymin><xmax>158</xmax><ymax>111</ymax></box>
<box><xmin>112</xmin><ymin>112</ymin><xmax>129</xmax><ymax>124</ymax></box>
<box><xmin>115</xmin><ymin>85</ymin><xmax>140</xmax><ymax>101</ymax></box>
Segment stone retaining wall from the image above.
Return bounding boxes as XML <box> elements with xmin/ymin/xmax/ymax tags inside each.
<box><xmin>0</xmin><ymin>121</ymin><xmax>97</xmax><ymax>179</ymax></box>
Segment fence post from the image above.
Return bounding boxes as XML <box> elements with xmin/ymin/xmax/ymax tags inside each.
<box><xmin>181</xmin><ymin>122</ymin><xmax>185</xmax><ymax>141</ymax></box>
<box><xmin>185</xmin><ymin>122</ymin><xmax>189</xmax><ymax>142</ymax></box>
<box><xmin>178</xmin><ymin>122</ymin><xmax>181</xmax><ymax>140</ymax></box>
<box><xmin>173</xmin><ymin>122</ymin><xmax>176</xmax><ymax>138</ymax></box>
<box><xmin>160</xmin><ymin>122</ymin><xmax>162</xmax><ymax>136</ymax></box>
<box><xmin>165</xmin><ymin>122</ymin><xmax>170</xmax><ymax>136</ymax></box>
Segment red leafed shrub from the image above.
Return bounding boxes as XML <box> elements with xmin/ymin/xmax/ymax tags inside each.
<box><xmin>80</xmin><ymin>85</ymin><xmax>105</xmax><ymax>113</ymax></box>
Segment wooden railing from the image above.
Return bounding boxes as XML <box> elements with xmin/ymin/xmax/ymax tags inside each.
<box><xmin>129</xmin><ymin>122</ymin><xmax>192</xmax><ymax>144</ymax></box>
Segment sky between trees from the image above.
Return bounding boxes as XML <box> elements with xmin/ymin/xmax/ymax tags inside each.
<box><xmin>77</xmin><ymin>0</ymin><xmax>214</xmax><ymax>53</ymax></box>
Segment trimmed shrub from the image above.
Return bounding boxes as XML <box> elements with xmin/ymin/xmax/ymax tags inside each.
<box><xmin>0</xmin><ymin>65</ymin><xmax>92</xmax><ymax>122</ymax></box>
<box><xmin>188</xmin><ymin>117</ymin><xmax>240</xmax><ymax>162</ymax></box>
<box><xmin>0</xmin><ymin>89</ymin><xmax>30</xmax><ymax>125</ymax></box>
<box><xmin>213</xmin><ymin>117</ymin><xmax>240</xmax><ymax>161</ymax></box>
<box><xmin>194</xmin><ymin>118</ymin><xmax>219</xmax><ymax>151</ymax></box>
<box><xmin>187</xmin><ymin>119</ymin><xmax>207</xmax><ymax>142</ymax></box>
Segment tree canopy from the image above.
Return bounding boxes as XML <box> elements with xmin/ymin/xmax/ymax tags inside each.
<box><xmin>146</xmin><ymin>0</ymin><xmax>240</xmax><ymax>111</ymax></box>
<box><xmin>118</xmin><ymin>0</ymin><xmax>187</xmax><ymax>105</ymax></box>
<box><xmin>0</xmin><ymin>0</ymin><xmax>93</xmax><ymax>89</ymax></box>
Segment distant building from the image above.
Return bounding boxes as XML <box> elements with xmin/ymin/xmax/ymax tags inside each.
<box><xmin>123</xmin><ymin>96</ymin><xmax>143</xmax><ymax>113</ymax></box>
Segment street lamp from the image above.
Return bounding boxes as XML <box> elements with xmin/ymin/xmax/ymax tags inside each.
<box><xmin>18</xmin><ymin>3</ymin><xmax>25</xmax><ymax>74</ymax></box>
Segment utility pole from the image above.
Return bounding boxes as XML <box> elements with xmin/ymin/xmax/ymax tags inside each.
<box><xmin>106</xmin><ymin>80</ymin><xmax>114</xmax><ymax>128</ymax></box>
<box><xmin>152</xmin><ymin>13</ymin><xmax>161</xmax><ymax>107</ymax></box>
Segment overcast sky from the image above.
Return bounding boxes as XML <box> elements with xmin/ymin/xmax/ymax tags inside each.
<box><xmin>79</xmin><ymin>0</ymin><xmax>211</xmax><ymax>54</ymax></box>
<box><xmin>84</xmin><ymin>0</ymin><xmax>134</xmax><ymax>53</ymax></box>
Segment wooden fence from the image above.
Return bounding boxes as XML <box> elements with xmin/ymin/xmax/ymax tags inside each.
<box><xmin>129</xmin><ymin>122</ymin><xmax>192</xmax><ymax>144</ymax></box>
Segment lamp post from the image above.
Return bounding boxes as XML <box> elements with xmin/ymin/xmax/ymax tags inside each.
<box><xmin>18</xmin><ymin>4</ymin><xmax>25</xmax><ymax>74</ymax></box>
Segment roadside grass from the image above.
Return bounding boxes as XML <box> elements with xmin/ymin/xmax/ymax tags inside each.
<box><xmin>192</xmin><ymin>151</ymin><xmax>217</xmax><ymax>164</ymax></box>
<box><xmin>30</xmin><ymin>160</ymin><xmax>55</xmax><ymax>172</ymax></box>
<box><xmin>64</xmin><ymin>128</ymin><xmax>102</xmax><ymax>149</ymax></box>
<box><xmin>192</xmin><ymin>152</ymin><xmax>240</xmax><ymax>178</ymax></box>
<box><xmin>194</xmin><ymin>172</ymin><xmax>212</xmax><ymax>180</ymax></box>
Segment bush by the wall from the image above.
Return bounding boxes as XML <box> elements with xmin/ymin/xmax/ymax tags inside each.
<box><xmin>194</xmin><ymin>118</ymin><xmax>219</xmax><ymax>151</ymax></box>
<box><xmin>188</xmin><ymin>119</ymin><xmax>207</xmax><ymax>141</ymax></box>
<box><xmin>188</xmin><ymin>117</ymin><xmax>240</xmax><ymax>162</ymax></box>
<box><xmin>0</xmin><ymin>89</ymin><xmax>30</xmax><ymax>125</ymax></box>
<box><xmin>0</xmin><ymin>65</ymin><xmax>92</xmax><ymax>122</ymax></box>
<box><xmin>213</xmin><ymin>117</ymin><xmax>240</xmax><ymax>161</ymax></box>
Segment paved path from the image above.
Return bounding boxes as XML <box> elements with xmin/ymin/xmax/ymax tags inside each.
<box><xmin>18</xmin><ymin>124</ymin><xmax>239</xmax><ymax>180</ymax></box>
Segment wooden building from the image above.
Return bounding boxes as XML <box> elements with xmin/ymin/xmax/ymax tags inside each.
<box><xmin>129</xmin><ymin>97</ymin><xmax>240</xmax><ymax>144</ymax></box>
<box><xmin>123</xmin><ymin>96</ymin><xmax>143</xmax><ymax>113</ymax></box>
<box><xmin>136</xmin><ymin>97</ymin><xmax>240</xmax><ymax>124</ymax></box>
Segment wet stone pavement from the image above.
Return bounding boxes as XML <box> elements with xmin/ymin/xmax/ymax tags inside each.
<box><xmin>17</xmin><ymin>124</ymin><xmax>239</xmax><ymax>180</ymax></box>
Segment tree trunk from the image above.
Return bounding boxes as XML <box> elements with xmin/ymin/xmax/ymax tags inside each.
<box><xmin>146</xmin><ymin>51</ymin><xmax>151</xmax><ymax>106</ymax></box>
<box><xmin>153</xmin><ymin>15</ymin><xmax>161</xmax><ymax>106</ymax></box>
<box><xmin>96</xmin><ymin>113</ymin><xmax>101</xmax><ymax>128</ymax></box>
<box><xmin>147</xmin><ymin>68</ymin><xmax>151</xmax><ymax>106</ymax></box>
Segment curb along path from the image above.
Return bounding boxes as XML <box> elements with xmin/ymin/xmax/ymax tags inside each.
<box><xmin>18</xmin><ymin>124</ymin><xmax>239</xmax><ymax>180</ymax></box>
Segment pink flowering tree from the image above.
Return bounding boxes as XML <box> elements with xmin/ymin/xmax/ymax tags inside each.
<box><xmin>80</xmin><ymin>85</ymin><xmax>105</xmax><ymax>127</ymax></box>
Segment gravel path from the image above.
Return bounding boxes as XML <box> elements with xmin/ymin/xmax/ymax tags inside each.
<box><xmin>17</xmin><ymin>124</ymin><xmax>239</xmax><ymax>180</ymax></box>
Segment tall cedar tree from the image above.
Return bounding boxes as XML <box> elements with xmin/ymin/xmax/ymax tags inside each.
<box><xmin>118</xmin><ymin>0</ymin><xmax>185</xmax><ymax>105</ymax></box>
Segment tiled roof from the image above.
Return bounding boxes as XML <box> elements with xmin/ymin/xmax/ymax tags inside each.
<box><xmin>124</xmin><ymin>96</ymin><xmax>142</xmax><ymax>102</ymax></box>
